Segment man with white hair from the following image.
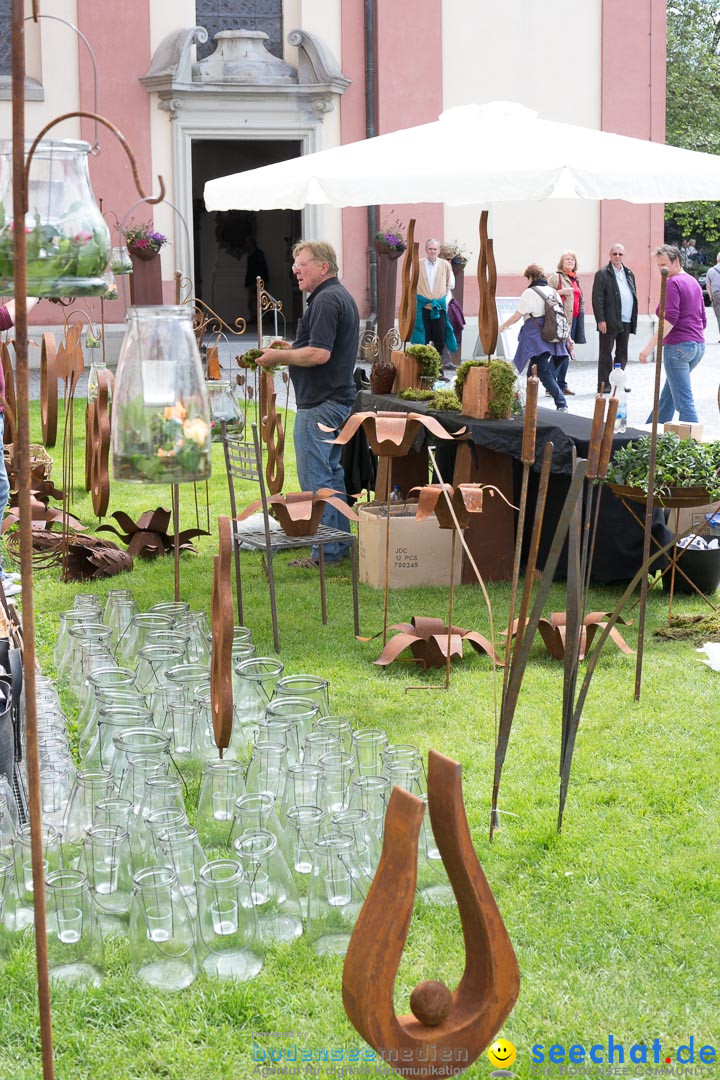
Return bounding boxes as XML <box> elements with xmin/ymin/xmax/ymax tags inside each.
<box><xmin>705</xmin><ymin>251</ymin><xmax>720</xmax><ymax>341</ymax></box>
<box><xmin>412</xmin><ymin>238</ymin><xmax>455</xmax><ymax>357</ymax></box>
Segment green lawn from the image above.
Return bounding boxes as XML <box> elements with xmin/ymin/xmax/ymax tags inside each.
<box><xmin>3</xmin><ymin>401</ymin><xmax>718</xmax><ymax>1079</ymax></box>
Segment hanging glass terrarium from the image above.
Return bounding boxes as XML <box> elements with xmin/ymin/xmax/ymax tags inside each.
<box><xmin>109</xmin><ymin>244</ymin><xmax>133</xmax><ymax>275</ymax></box>
<box><xmin>0</xmin><ymin>139</ymin><xmax>111</xmax><ymax>297</ymax></box>
<box><xmin>112</xmin><ymin>306</ymin><xmax>212</xmax><ymax>484</ymax></box>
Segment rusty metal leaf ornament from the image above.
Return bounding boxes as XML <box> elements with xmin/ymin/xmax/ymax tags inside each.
<box><xmin>237</xmin><ymin>489</ymin><xmax>360</xmax><ymax>538</ymax></box>
<box><xmin>342</xmin><ymin>751</ymin><xmax>519</xmax><ymax>1078</ymax></box>
<box><xmin>86</xmin><ymin>369</ymin><xmax>111</xmax><ymax>518</ymax></box>
<box><xmin>1</xmin><ymin>342</ymin><xmax>17</xmax><ymax>446</ymax></box>
<box><xmin>39</xmin><ymin>333</ymin><xmax>58</xmax><ymax>448</ymax></box>
<box><xmin>323</xmin><ymin>411</ymin><xmax>465</xmax><ymax>458</ymax></box>
<box><xmin>97</xmin><ymin>507</ymin><xmax>209</xmax><ymax>557</ymax></box>
<box><xmin>211</xmin><ymin>515</ymin><xmax>234</xmax><ymax>752</ymax></box>
<box><xmin>374</xmin><ymin>616</ymin><xmax>501</xmax><ymax>669</ymax></box>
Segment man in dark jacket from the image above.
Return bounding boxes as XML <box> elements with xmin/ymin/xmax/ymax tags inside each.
<box><xmin>591</xmin><ymin>243</ymin><xmax>638</xmax><ymax>393</ymax></box>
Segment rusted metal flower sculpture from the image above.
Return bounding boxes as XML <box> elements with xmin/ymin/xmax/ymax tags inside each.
<box><xmin>375</xmin><ymin>616</ymin><xmax>501</xmax><ymax>670</ymax></box>
<box><xmin>238</xmin><ymin>489</ymin><xmax>359</xmax><ymax>538</ymax></box>
<box><xmin>505</xmin><ymin>612</ymin><xmax>634</xmax><ymax>661</ymax></box>
<box><xmin>97</xmin><ymin>507</ymin><xmax>209</xmax><ymax>558</ymax></box>
<box><xmin>322</xmin><ymin>411</ymin><xmax>464</xmax><ymax>457</ymax></box>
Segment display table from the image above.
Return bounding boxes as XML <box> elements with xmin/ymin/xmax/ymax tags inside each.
<box><xmin>352</xmin><ymin>391</ymin><xmax>670</xmax><ymax>584</ymax></box>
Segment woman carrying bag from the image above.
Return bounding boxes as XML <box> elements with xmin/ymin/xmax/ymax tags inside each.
<box><xmin>548</xmin><ymin>249</ymin><xmax>586</xmax><ymax>392</ymax></box>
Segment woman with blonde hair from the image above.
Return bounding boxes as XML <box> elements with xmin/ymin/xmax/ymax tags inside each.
<box><xmin>548</xmin><ymin>250</ymin><xmax>586</xmax><ymax>393</ymax></box>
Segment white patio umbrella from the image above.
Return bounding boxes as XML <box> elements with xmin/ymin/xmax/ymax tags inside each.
<box><xmin>204</xmin><ymin>100</ymin><xmax>720</xmax><ymax>210</ymax></box>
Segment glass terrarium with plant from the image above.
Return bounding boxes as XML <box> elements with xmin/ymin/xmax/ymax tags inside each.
<box><xmin>0</xmin><ymin>139</ymin><xmax>111</xmax><ymax>297</ymax></box>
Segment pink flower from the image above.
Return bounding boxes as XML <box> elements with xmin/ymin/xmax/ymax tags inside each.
<box><xmin>74</xmin><ymin>230</ymin><xmax>93</xmax><ymax>244</ymax></box>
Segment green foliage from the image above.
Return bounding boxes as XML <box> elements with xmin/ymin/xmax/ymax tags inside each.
<box><xmin>605</xmin><ymin>432</ymin><xmax>720</xmax><ymax>498</ymax></box>
<box><xmin>398</xmin><ymin>387</ymin><xmax>436</xmax><ymax>401</ymax></box>
<box><xmin>454</xmin><ymin>359</ymin><xmax>517</xmax><ymax>419</ymax></box>
<box><xmin>405</xmin><ymin>343</ymin><xmax>442</xmax><ymax>381</ymax></box>
<box><xmin>428</xmin><ymin>388</ymin><xmax>462</xmax><ymax>411</ymax></box>
<box><xmin>665</xmin><ymin>0</ymin><xmax>720</xmax><ymax>242</ymax></box>
<box><xmin>0</xmin><ymin>203</ymin><xmax>109</xmax><ymax>296</ymax></box>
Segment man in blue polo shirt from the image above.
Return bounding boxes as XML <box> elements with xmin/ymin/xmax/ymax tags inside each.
<box><xmin>257</xmin><ymin>240</ymin><xmax>359</xmax><ymax>566</ymax></box>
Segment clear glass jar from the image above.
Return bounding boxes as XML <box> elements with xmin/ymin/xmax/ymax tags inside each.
<box><xmin>109</xmin><ymin>243</ymin><xmax>133</xmax><ymax>275</ymax></box>
<box><xmin>102</xmin><ymin>588</ymin><xmax>136</xmax><ymax>624</ymax></box>
<box><xmin>13</xmin><ymin>824</ymin><xmax>62</xmax><ymax>929</ymax></box>
<box><xmin>416</xmin><ymin>793</ymin><xmax>453</xmax><ymax>905</ymax></box>
<box><xmin>40</xmin><ymin>764</ymin><xmax>74</xmax><ymax>833</ymax></box>
<box><xmin>318</xmin><ymin>750</ymin><xmax>355</xmax><ymax>814</ymax></box>
<box><xmin>54</xmin><ymin>610</ymin><xmax>90</xmax><ymax>671</ymax></box>
<box><xmin>0</xmin><ymin>851</ymin><xmax>16</xmax><ymax>956</ymax></box>
<box><xmin>156</xmin><ymin>824</ymin><xmax>207</xmax><ymax>908</ymax></box>
<box><xmin>234</xmin><ymin>830</ymin><xmax>302</xmax><ymax>945</ymax></box>
<box><xmin>138</xmin><ymin>808</ymin><xmax>188</xmax><ymax>870</ymax></box>
<box><xmin>330</xmin><ymin>808</ymin><xmax>380</xmax><ymax>879</ymax></box>
<box><xmin>245</xmin><ymin>740</ymin><xmax>288</xmax><ymax>801</ymax></box>
<box><xmin>0</xmin><ymin>138</ymin><xmax>111</xmax><ymax>297</ymax></box>
<box><xmin>274</xmin><ymin>674</ymin><xmax>330</xmax><ymax>717</ymax></box>
<box><xmin>206</xmin><ymin>379</ymin><xmax>241</xmax><ymax>423</ymax></box>
<box><xmin>61</xmin><ymin>622</ymin><xmax>112</xmax><ymax>687</ymax></box>
<box><xmin>352</xmin><ymin>728</ymin><xmax>389</xmax><ymax>777</ymax></box>
<box><xmin>196</xmin><ymin>760</ymin><xmax>246</xmax><ymax>852</ymax></box>
<box><xmin>135</xmin><ymin>645</ymin><xmax>187</xmax><ymax>696</ymax></box>
<box><xmin>45</xmin><ymin>868</ymin><xmax>104</xmax><ymax>986</ymax></box>
<box><xmin>385</xmin><ymin>760</ymin><xmax>424</xmax><ymax>797</ymax></box>
<box><xmin>197</xmin><ymin>858</ymin><xmax>262</xmax><ymax>981</ymax></box>
<box><xmin>302</xmin><ymin>731</ymin><xmax>342</xmax><ymax>766</ymax></box>
<box><xmin>113</xmin><ymin>306</ymin><xmax>211</xmax><ymax>484</ymax></box>
<box><xmin>103</xmin><ymin>594</ymin><xmax>136</xmax><ymax>649</ymax></box>
<box><xmin>175</xmin><ymin>613</ymin><xmax>212</xmax><ymax>666</ymax></box>
<box><xmin>264</xmin><ymin>697</ymin><xmax>319</xmax><ymax>762</ymax></box>
<box><xmin>80</xmin><ymin>825</ymin><xmax>133</xmax><ymax>934</ymax></box>
<box><xmin>314</xmin><ymin>715</ymin><xmax>353</xmax><ymax>753</ymax></box>
<box><xmin>229</xmin><ymin>793</ymin><xmax>282</xmax><ymax>849</ymax></box>
<box><xmin>116</xmin><ymin>612</ymin><xmax>173</xmax><ymax>669</ymax></box>
<box><xmin>166</xmin><ymin>662</ymin><xmax>210</xmax><ymax>705</ymax></box>
<box><xmin>129</xmin><ymin>866</ymin><xmax>197</xmax><ymax>991</ymax></box>
<box><xmin>0</xmin><ymin>792</ymin><xmax>17</xmax><ymax>853</ymax></box>
<box><xmin>86</xmin><ymin>706</ymin><xmax>154</xmax><ymax>774</ymax></box>
<box><xmin>87</xmin><ymin>357</ymin><xmax>111</xmax><ymax>405</ymax></box>
<box><xmin>280</xmin><ymin>805</ymin><xmax>325</xmax><ymax>918</ymax></box>
<box><xmin>234</xmin><ymin>658</ymin><xmax>284</xmax><ymax>729</ymax></box>
<box><xmin>149</xmin><ymin>601</ymin><xmax>191</xmax><ymax>622</ymax></box>
<box><xmin>61</xmin><ymin>769</ymin><xmax>115</xmax><ymax>866</ymax></box>
<box><xmin>146</xmin><ymin>629</ymin><xmax>191</xmax><ymax>664</ymax></box>
<box><xmin>110</xmin><ymin>728</ymin><xmax>171</xmax><ymax>792</ymax></box>
<box><xmin>280</xmin><ymin>764</ymin><xmax>323</xmax><ymax>818</ymax></box>
<box><xmin>306</xmin><ymin>833</ymin><xmax>367</xmax><ymax>957</ymax></box>
<box><xmin>349</xmin><ymin>776</ymin><xmax>391</xmax><ymax>840</ymax></box>
<box><xmin>77</xmin><ymin>668</ymin><xmax>138</xmax><ymax>756</ymax></box>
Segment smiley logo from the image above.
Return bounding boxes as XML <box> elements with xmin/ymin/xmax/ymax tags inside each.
<box><xmin>488</xmin><ymin>1038</ymin><xmax>517</xmax><ymax>1070</ymax></box>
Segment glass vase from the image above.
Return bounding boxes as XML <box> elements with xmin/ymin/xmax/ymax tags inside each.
<box><xmin>109</xmin><ymin>243</ymin><xmax>133</xmax><ymax>275</ymax></box>
<box><xmin>13</xmin><ymin>823</ymin><xmax>62</xmax><ymax>929</ymax></box>
<box><xmin>129</xmin><ymin>866</ymin><xmax>197</xmax><ymax>991</ymax></box>
<box><xmin>45</xmin><ymin>869</ymin><xmax>104</xmax><ymax>986</ymax></box>
<box><xmin>234</xmin><ymin>830</ymin><xmax>302</xmax><ymax>945</ymax></box>
<box><xmin>112</xmin><ymin>306</ymin><xmax>211</xmax><ymax>484</ymax></box>
<box><xmin>0</xmin><ymin>138</ymin><xmax>111</xmax><ymax>297</ymax></box>
<box><xmin>196</xmin><ymin>760</ymin><xmax>246</xmax><ymax>852</ymax></box>
<box><xmin>280</xmin><ymin>805</ymin><xmax>325</xmax><ymax>918</ymax></box>
<box><xmin>61</xmin><ymin>769</ymin><xmax>116</xmax><ymax>866</ymax></box>
<box><xmin>306</xmin><ymin>834</ymin><xmax>367</xmax><ymax>957</ymax></box>
<box><xmin>80</xmin><ymin>825</ymin><xmax>134</xmax><ymax>935</ymax></box>
<box><xmin>116</xmin><ymin>612</ymin><xmax>173</xmax><ymax>669</ymax></box>
<box><xmin>0</xmin><ymin>851</ymin><xmax>16</xmax><ymax>954</ymax></box>
<box><xmin>274</xmin><ymin>674</ymin><xmax>330</xmax><ymax>717</ymax></box>
<box><xmin>196</xmin><ymin>858</ymin><xmax>261</xmax><ymax>981</ymax></box>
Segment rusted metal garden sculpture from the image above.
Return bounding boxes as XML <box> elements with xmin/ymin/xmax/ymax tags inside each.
<box><xmin>343</xmin><ymin>750</ymin><xmax>520</xmax><ymax>1078</ymax></box>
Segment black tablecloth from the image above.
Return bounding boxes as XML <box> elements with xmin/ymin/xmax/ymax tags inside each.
<box><xmin>351</xmin><ymin>392</ymin><xmax>670</xmax><ymax>583</ymax></box>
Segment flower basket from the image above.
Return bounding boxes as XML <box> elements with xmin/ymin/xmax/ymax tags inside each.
<box><xmin>4</xmin><ymin>442</ymin><xmax>53</xmax><ymax>483</ymax></box>
<box><xmin>129</xmin><ymin>246</ymin><xmax>158</xmax><ymax>263</ymax></box>
<box><xmin>374</xmin><ymin>239</ymin><xmax>406</xmax><ymax>259</ymax></box>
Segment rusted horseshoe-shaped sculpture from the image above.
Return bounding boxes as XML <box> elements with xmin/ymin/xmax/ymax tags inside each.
<box><xmin>343</xmin><ymin>751</ymin><xmax>519</xmax><ymax>1078</ymax></box>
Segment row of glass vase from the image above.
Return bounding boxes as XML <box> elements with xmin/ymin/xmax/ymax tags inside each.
<box><xmin>1</xmin><ymin>589</ymin><xmax>451</xmax><ymax>989</ymax></box>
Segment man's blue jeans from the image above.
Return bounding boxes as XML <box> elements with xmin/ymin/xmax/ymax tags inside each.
<box><xmin>293</xmin><ymin>400</ymin><xmax>352</xmax><ymax>562</ymax></box>
<box><xmin>646</xmin><ymin>342</ymin><xmax>704</xmax><ymax>423</ymax></box>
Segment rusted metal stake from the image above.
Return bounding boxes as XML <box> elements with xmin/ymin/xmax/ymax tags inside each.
<box><xmin>634</xmin><ymin>267</ymin><xmax>669</xmax><ymax>701</ymax></box>
<box><xmin>12</xmin><ymin>1</ymin><xmax>55</xmax><ymax>1075</ymax></box>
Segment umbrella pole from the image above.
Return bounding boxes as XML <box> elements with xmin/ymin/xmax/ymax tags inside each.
<box><xmin>634</xmin><ymin>268</ymin><xmax>669</xmax><ymax>701</ymax></box>
<box><xmin>12</xmin><ymin>2</ymin><xmax>55</xmax><ymax>1076</ymax></box>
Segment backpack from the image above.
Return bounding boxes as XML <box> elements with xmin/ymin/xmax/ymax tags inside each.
<box><xmin>530</xmin><ymin>285</ymin><xmax>570</xmax><ymax>343</ymax></box>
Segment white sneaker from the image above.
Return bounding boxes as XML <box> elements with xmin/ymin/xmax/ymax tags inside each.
<box><xmin>2</xmin><ymin>582</ymin><xmax>21</xmax><ymax>597</ymax></box>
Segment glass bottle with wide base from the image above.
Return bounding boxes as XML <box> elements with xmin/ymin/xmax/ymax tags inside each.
<box><xmin>129</xmin><ymin>865</ymin><xmax>197</xmax><ymax>991</ymax></box>
<box><xmin>45</xmin><ymin>869</ymin><xmax>104</xmax><ymax>987</ymax></box>
<box><xmin>196</xmin><ymin>859</ymin><xmax>263</xmax><ymax>981</ymax></box>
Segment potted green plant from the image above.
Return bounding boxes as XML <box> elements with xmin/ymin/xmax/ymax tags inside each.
<box><xmin>123</xmin><ymin>221</ymin><xmax>168</xmax><ymax>262</ymax></box>
<box><xmin>404</xmin><ymin>343</ymin><xmax>442</xmax><ymax>388</ymax></box>
<box><xmin>605</xmin><ymin>433</ymin><xmax>720</xmax><ymax>503</ymax></box>
<box><xmin>455</xmin><ymin>359</ymin><xmax>516</xmax><ymax>419</ymax></box>
<box><xmin>439</xmin><ymin>241</ymin><xmax>469</xmax><ymax>270</ymax></box>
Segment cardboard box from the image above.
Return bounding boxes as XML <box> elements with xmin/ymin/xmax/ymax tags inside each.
<box><xmin>663</xmin><ymin>422</ymin><xmax>704</xmax><ymax>441</ymax></box>
<box><xmin>667</xmin><ymin>503</ymin><xmax>720</xmax><ymax>537</ymax></box>
<box><xmin>358</xmin><ymin>503</ymin><xmax>463</xmax><ymax>589</ymax></box>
